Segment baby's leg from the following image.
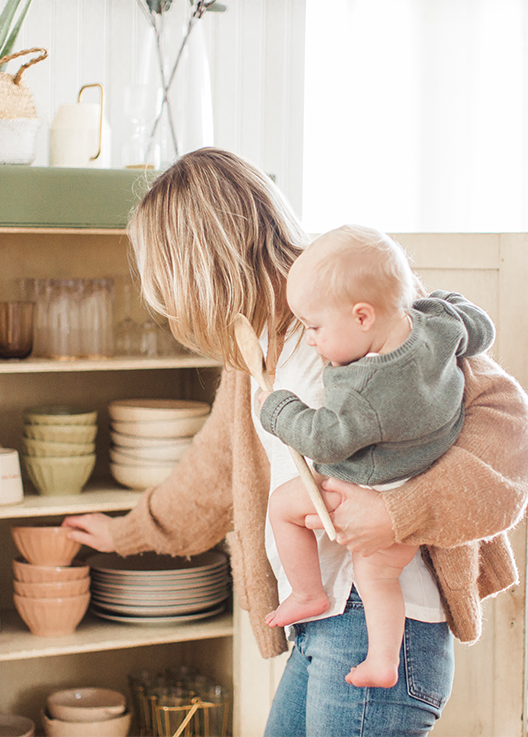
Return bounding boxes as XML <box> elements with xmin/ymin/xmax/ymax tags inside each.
<box><xmin>266</xmin><ymin>476</ymin><xmax>340</xmax><ymax>628</ymax></box>
<box><xmin>347</xmin><ymin>543</ymin><xmax>419</xmax><ymax>688</ymax></box>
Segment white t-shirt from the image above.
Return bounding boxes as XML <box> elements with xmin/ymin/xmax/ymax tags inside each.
<box><xmin>251</xmin><ymin>329</ymin><xmax>446</xmax><ymax>631</ymax></box>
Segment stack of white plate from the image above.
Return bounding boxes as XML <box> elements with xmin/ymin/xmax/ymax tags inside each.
<box><xmin>108</xmin><ymin>399</ymin><xmax>210</xmax><ymax>489</ymax></box>
<box><xmin>88</xmin><ymin>550</ymin><xmax>230</xmax><ymax>625</ymax></box>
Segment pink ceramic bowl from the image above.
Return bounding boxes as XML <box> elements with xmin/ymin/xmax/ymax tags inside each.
<box><xmin>14</xmin><ymin>577</ymin><xmax>90</xmax><ymax>598</ymax></box>
<box><xmin>11</xmin><ymin>526</ymin><xmax>81</xmax><ymax>566</ymax></box>
<box><xmin>13</xmin><ymin>558</ymin><xmax>89</xmax><ymax>583</ymax></box>
<box><xmin>13</xmin><ymin>592</ymin><xmax>90</xmax><ymax>636</ymax></box>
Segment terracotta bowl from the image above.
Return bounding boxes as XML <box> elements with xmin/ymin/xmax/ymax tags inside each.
<box><xmin>23</xmin><ymin>406</ymin><xmax>97</xmax><ymax>426</ymax></box>
<box><xmin>23</xmin><ymin>454</ymin><xmax>96</xmax><ymax>496</ymax></box>
<box><xmin>0</xmin><ymin>714</ymin><xmax>35</xmax><ymax>737</ymax></box>
<box><xmin>41</xmin><ymin>709</ymin><xmax>131</xmax><ymax>737</ymax></box>
<box><xmin>47</xmin><ymin>688</ymin><xmax>126</xmax><ymax>722</ymax></box>
<box><xmin>11</xmin><ymin>526</ymin><xmax>81</xmax><ymax>566</ymax></box>
<box><xmin>14</xmin><ymin>577</ymin><xmax>90</xmax><ymax>598</ymax></box>
<box><xmin>13</xmin><ymin>558</ymin><xmax>89</xmax><ymax>583</ymax></box>
<box><xmin>13</xmin><ymin>592</ymin><xmax>90</xmax><ymax>636</ymax></box>
<box><xmin>24</xmin><ymin>423</ymin><xmax>97</xmax><ymax>444</ymax></box>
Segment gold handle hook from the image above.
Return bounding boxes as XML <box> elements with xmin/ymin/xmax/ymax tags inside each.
<box><xmin>78</xmin><ymin>83</ymin><xmax>104</xmax><ymax>161</ymax></box>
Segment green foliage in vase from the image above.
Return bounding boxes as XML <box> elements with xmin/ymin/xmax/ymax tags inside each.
<box><xmin>0</xmin><ymin>0</ymin><xmax>33</xmax><ymax>66</ymax></box>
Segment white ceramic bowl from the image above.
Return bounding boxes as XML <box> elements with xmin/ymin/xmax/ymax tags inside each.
<box><xmin>11</xmin><ymin>526</ymin><xmax>81</xmax><ymax>566</ymax></box>
<box><xmin>110</xmin><ymin>447</ymin><xmax>188</xmax><ymax>466</ymax></box>
<box><xmin>14</xmin><ymin>577</ymin><xmax>90</xmax><ymax>598</ymax></box>
<box><xmin>108</xmin><ymin>398</ymin><xmax>210</xmax><ymax>423</ymax></box>
<box><xmin>24</xmin><ymin>424</ymin><xmax>97</xmax><ymax>444</ymax></box>
<box><xmin>110</xmin><ymin>430</ymin><xmax>188</xmax><ymax>449</ymax></box>
<box><xmin>111</xmin><ymin>438</ymin><xmax>192</xmax><ymax>462</ymax></box>
<box><xmin>14</xmin><ymin>592</ymin><xmax>90</xmax><ymax>636</ymax></box>
<box><xmin>47</xmin><ymin>688</ymin><xmax>126</xmax><ymax>723</ymax></box>
<box><xmin>41</xmin><ymin>709</ymin><xmax>131</xmax><ymax>737</ymax></box>
<box><xmin>13</xmin><ymin>558</ymin><xmax>89</xmax><ymax>583</ymax></box>
<box><xmin>23</xmin><ymin>437</ymin><xmax>96</xmax><ymax>458</ymax></box>
<box><xmin>110</xmin><ymin>461</ymin><xmax>174</xmax><ymax>490</ymax></box>
<box><xmin>111</xmin><ymin>414</ymin><xmax>208</xmax><ymax>439</ymax></box>
<box><xmin>23</xmin><ymin>454</ymin><xmax>96</xmax><ymax>496</ymax></box>
<box><xmin>0</xmin><ymin>714</ymin><xmax>35</xmax><ymax>737</ymax></box>
<box><xmin>23</xmin><ymin>406</ymin><xmax>97</xmax><ymax>426</ymax></box>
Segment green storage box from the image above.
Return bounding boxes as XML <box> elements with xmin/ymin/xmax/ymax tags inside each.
<box><xmin>0</xmin><ymin>167</ymin><xmax>159</xmax><ymax>229</ymax></box>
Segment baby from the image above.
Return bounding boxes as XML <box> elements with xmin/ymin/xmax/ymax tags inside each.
<box><xmin>258</xmin><ymin>224</ymin><xmax>495</xmax><ymax>688</ymax></box>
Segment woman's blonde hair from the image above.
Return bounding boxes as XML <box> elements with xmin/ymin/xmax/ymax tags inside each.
<box><xmin>128</xmin><ymin>147</ymin><xmax>308</xmax><ymax>370</ymax></box>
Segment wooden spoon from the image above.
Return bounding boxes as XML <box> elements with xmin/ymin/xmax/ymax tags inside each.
<box><xmin>234</xmin><ymin>314</ymin><xmax>336</xmax><ymax>541</ymax></box>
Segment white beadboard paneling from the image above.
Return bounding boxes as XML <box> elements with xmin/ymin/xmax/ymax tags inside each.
<box><xmin>5</xmin><ymin>0</ymin><xmax>306</xmax><ymax>209</ymax></box>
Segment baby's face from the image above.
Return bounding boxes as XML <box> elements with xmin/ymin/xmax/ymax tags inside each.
<box><xmin>288</xmin><ymin>268</ymin><xmax>371</xmax><ymax>367</ymax></box>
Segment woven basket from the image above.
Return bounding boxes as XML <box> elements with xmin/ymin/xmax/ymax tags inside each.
<box><xmin>0</xmin><ymin>47</ymin><xmax>48</xmax><ymax>165</ymax></box>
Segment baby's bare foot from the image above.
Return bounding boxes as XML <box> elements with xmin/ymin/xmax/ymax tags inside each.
<box><xmin>345</xmin><ymin>660</ymin><xmax>399</xmax><ymax>689</ymax></box>
<box><xmin>265</xmin><ymin>591</ymin><xmax>330</xmax><ymax>628</ymax></box>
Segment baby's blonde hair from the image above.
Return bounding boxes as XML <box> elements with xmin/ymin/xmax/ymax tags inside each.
<box><xmin>128</xmin><ymin>147</ymin><xmax>308</xmax><ymax>370</ymax></box>
<box><xmin>298</xmin><ymin>225</ymin><xmax>417</xmax><ymax>315</ymax></box>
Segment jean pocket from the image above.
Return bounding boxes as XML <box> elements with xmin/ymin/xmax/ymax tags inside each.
<box><xmin>403</xmin><ymin>618</ymin><xmax>455</xmax><ymax>711</ymax></box>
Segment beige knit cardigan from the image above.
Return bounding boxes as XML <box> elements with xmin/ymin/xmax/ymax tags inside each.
<box><xmin>110</xmin><ymin>354</ymin><xmax>528</xmax><ymax>658</ymax></box>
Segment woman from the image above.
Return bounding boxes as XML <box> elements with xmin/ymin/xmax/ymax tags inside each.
<box><xmin>64</xmin><ymin>148</ymin><xmax>528</xmax><ymax>736</ymax></box>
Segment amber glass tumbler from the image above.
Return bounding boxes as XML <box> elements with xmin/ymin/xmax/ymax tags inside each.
<box><xmin>0</xmin><ymin>301</ymin><xmax>35</xmax><ymax>358</ymax></box>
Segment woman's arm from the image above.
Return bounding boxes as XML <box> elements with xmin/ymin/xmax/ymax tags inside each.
<box><xmin>385</xmin><ymin>354</ymin><xmax>528</xmax><ymax>547</ymax></box>
<box><xmin>64</xmin><ymin>369</ymin><xmax>236</xmax><ymax>557</ymax></box>
<box><xmin>308</xmin><ymin>354</ymin><xmax>528</xmax><ymax>552</ymax></box>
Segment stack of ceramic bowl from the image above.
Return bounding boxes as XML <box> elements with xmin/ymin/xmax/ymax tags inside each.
<box><xmin>109</xmin><ymin>399</ymin><xmax>210</xmax><ymax>490</ymax></box>
<box><xmin>88</xmin><ymin>550</ymin><xmax>230</xmax><ymax>625</ymax></box>
<box><xmin>42</xmin><ymin>688</ymin><xmax>130</xmax><ymax>737</ymax></box>
<box><xmin>11</xmin><ymin>525</ymin><xmax>91</xmax><ymax>637</ymax></box>
<box><xmin>22</xmin><ymin>405</ymin><xmax>97</xmax><ymax>496</ymax></box>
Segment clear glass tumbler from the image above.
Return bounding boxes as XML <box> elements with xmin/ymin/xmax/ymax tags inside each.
<box><xmin>80</xmin><ymin>278</ymin><xmax>114</xmax><ymax>358</ymax></box>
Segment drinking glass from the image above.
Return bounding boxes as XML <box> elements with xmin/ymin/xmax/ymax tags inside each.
<box><xmin>0</xmin><ymin>301</ymin><xmax>35</xmax><ymax>359</ymax></box>
<box><xmin>80</xmin><ymin>278</ymin><xmax>114</xmax><ymax>358</ymax></box>
<box><xmin>47</xmin><ymin>279</ymin><xmax>81</xmax><ymax>359</ymax></box>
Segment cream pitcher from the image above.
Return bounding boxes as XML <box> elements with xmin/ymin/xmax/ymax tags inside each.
<box><xmin>49</xmin><ymin>83</ymin><xmax>111</xmax><ymax>167</ymax></box>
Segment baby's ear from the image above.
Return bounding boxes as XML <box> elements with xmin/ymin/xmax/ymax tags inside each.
<box><xmin>352</xmin><ymin>302</ymin><xmax>376</xmax><ymax>330</ymax></box>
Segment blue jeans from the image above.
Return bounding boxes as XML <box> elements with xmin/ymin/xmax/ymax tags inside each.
<box><xmin>264</xmin><ymin>587</ymin><xmax>454</xmax><ymax>737</ymax></box>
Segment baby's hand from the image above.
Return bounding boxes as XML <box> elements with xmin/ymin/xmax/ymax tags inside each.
<box><xmin>257</xmin><ymin>390</ymin><xmax>273</xmax><ymax>406</ymax></box>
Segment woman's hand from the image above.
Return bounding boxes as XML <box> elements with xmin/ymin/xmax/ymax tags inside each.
<box><xmin>62</xmin><ymin>513</ymin><xmax>115</xmax><ymax>553</ymax></box>
<box><xmin>305</xmin><ymin>477</ymin><xmax>396</xmax><ymax>556</ymax></box>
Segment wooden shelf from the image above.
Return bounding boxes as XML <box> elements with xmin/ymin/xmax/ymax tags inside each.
<box><xmin>0</xmin><ymin>485</ymin><xmax>143</xmax><ymax>519</ymax></box>
<box><xmin>0</xmin><ymin>609</ymin><xmax>234</xmax><ymax>662</ymax></box>
<box><xmin>0</xmin><ymin>356</ymin><xmax>222</xmax><ymax>374</ymax></box>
